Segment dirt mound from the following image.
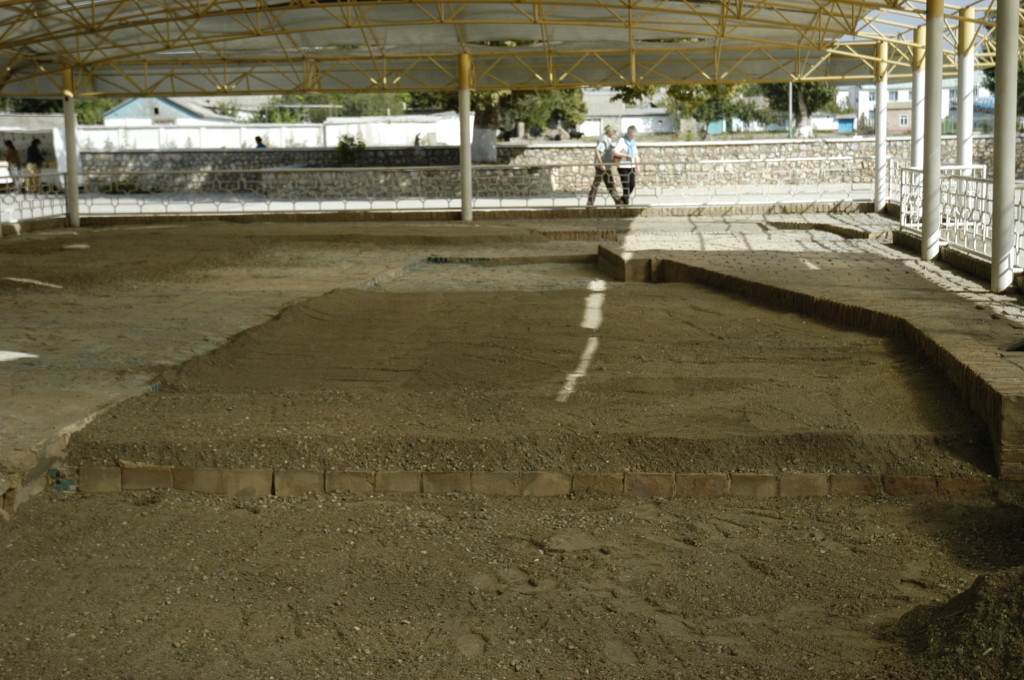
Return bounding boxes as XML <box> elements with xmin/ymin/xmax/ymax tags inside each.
<box><xmin>894</xmin><ymin>567</ymin><xmax>1024</xmax><ymax>680</ymax></box>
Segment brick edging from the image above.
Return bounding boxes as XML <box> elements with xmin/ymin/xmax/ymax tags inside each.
<box><xmin>595</xmin><ymin>247</ymin><xmax>1024</xmax><ymax>479</ymax></box>
<box><xmin>73</xmin><ymin>466</ymin><xmax>997</xmax><ymax>499</ymax></box>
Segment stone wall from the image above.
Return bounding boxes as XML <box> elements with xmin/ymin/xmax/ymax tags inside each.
<box><xmin>80</xmin><ymin>135</ymin><xmax>1016</xmax><ymax>200</ymax></box>
<box><xmin>261</xmin><ymin>166</ymin><xmax>553</xmax><ymax>200</ymax></box>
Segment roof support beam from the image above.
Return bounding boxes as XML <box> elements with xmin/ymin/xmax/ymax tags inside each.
<box><xmin>459</xmin><ymin>52</ymin><xmax>472</xmax><ymax>222</ymax></box>
<box><xmin>911</xmin><ymin>25</ymin><xmax>925</xmax><ymax>170</ymax></box>
<box><xmin>874</xmin><ymin>40</ymin><xmax>889</xmax><ymax>213</ymax></box>
<box><xmin>957</xmin><ymin>7</ymin><xmax>976</xmax><ymax>167</ymax></box>
<box><xmin>921</xmin><ymin>0</ymin><xmax>943</xmax><ymax>262</ymax></box>
<box><xmin>992</xmin><ymin>0</ymin><xmax>1019</xmax><ymax>292</ymax></box>
<box><xmin>62</xmin><ymin>68</ymin><xmax>80</xmax><ymax>230</ymax></box>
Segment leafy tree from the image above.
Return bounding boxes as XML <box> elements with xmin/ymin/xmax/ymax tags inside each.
<box><xmin>612</xmin><ymin>84</ymin><xmax>772</xmax><ymax>131</ymax></box>
<box><xmin>406</xmin><ymin>88</ymin><xmax>587</xmax><ymax>160</ymax></box>
<box><xmin>0</xmin><ymin>97</ymin><xmax>123</xmax><ymax>124</ymax></box>
<box><xmin>212</xmin><ymin>101</ymin><xmax>240</xmax><ymax>118</ymax></box>
<box><xmin>981</xmin><ymin>63</ymin><xmax>1024</xmax><ymax>116</ymax></box>
<box><xmin>408</xmin><ymin>88</ymin><xmax>586</xmax><ymax>131</ymax></box>
<box><xmin>497</xmin><ymin>89</ymin><xmax>586</xmax><ymax>131</ymax></box>
<box><xmin>759</xmin><ymin>82</ymin><xmax>838</xmax><ymax>129</ymax></box>
<box><xmin>253</xmin><ymin>93</ymin><xmax>410</xmax><ymax>123</ymax></box>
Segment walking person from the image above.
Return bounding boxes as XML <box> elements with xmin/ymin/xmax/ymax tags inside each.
<box><xmin>25</xmin><ymin>138</ymin><xmax>44</xmax><ymax>193</ymax></box>
<box><xmin>586</xmin><ymin>125</ymin><xmax>623</xmax><ymax>207</ymax></box>
<box><xmin>4</xmin><ymin>140</ymin><xmax>21</xmax><ymax>193</ymax></box>
<box><xmin>613</xmin><ymin>126</ymin><xmax>639</xmax><ymax>205</ymax></box>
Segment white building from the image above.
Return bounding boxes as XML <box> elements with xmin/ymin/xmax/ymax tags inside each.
<box><xmin>842</xmin><ymin>74</ymin><xmax>992</xmax><ymax>134</ymax></box>
<box><xmin>578</xmin><ymin>87</ymin><xmax>678</xmax><ymax>137</ymax></box>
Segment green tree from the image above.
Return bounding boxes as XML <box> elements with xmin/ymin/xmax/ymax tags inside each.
<box><xmin>253</xmin><ymin>93</ymin><xmax>410</xmax><ymax>123</ymax></box>
<box><xmin>612</xmin><ymin>84</ymin><xmax>771</xmax><ymax>131</ymax></box>
<box><xmin>407</xmin><ymin>88</ymin><xmax>586</xmax><ymax>132</ymax></box>
<box><xmin>0</xmin><ymin>97</ymin><xmax>123</xmax><ymax>124</ymax></box>
<box><xmin>758</xmin><ymin>82</ymin><xmax>838</xmax><ymax>130</ymax></box>
<box><xmin>405</xmin><ymin>88</ymin><xmax>587</xmax><ymax>160</ymax></box>
<box><xmin>212</xmin><ymin>101</ymin><xmax>240</xmax><ymax>118</ymax></box>
<box><xmin>497</xmin><ymin>89</ymin><xmax>586</xmax><ymax>131</ymax></box>
<box><xmin>981</xmin><ymin>63</ymin><xmax>1024</xmax><ymax>116</ymax></box>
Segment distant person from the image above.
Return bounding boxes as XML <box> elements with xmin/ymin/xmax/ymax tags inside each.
<box><xmin>613</xmin><ymin>126</ymin><xmax>639</xmax><ymax>205</ymax></box>
<box><xmin>25</xmin><ymin>138</ymin><xmax>44</xmax><ymax>193</ymax></box>
<box><xmin>586</xmin><ymin>125</ymin><xmax>623</xmax><ymax>207</ymax></box>
<box><xmin>4</xmin><ymin>140</ymin><xmax>21</xmax><ymax>192</ymax></box>
<box><xmin>254</xmin><ymin>136</ymin><xmax>267</xmax><ymax>149</ymax></box>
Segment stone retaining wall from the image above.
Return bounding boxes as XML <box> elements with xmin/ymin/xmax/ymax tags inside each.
<box><xmin>80</xmin><ymin>135</ymin><xmax>1018</xmax><ymax>200</ymax></box>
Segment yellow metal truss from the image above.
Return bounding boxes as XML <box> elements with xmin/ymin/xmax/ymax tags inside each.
<box><xmin>0</xmin><ymin>0</ymin><xmax>1008</xmax><ymax>97</ymax></box>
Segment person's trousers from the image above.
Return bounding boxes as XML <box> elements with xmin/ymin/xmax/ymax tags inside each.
<box><xmin>618</xmin><ymin>167</ymin><xmax>636</xmax><ymax>205</ymax></box>
<box><xmin>587</xmin><ymin>166</ymin><xmax>621</xmax><ymax>206</ymax></box>
<box><xmin>24</xmin><ymin>163</ymin><xmax>40</xmax><ymax>192</ymax></box>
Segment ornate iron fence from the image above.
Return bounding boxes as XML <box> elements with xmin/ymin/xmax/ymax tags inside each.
<box><xmin>0</xmin><ymin>170</ymin><xmax>67</xmax><ymax>231</ymax></box>
<box><xmin>895</xmin><ymin>164</ymin><xmax>1023</xmax><ymax>267</ymax></box>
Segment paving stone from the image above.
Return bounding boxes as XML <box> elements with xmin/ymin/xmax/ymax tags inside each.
<box><xmin>223</xmin><ymin>469</ymin><xmax>273</xmax><ymax>497</ymax></box>
<box><xmin>521</xmin><ymin>472</ymin><xmax>572</xmax><ymax>497</ymax></box>
<box><xmin>471</xmin><ymin>471</ymin><xmax>521</xmax><ymax>496</ymax></box>
<box><xmin>881</xmin><ymin>475</ymin><xmax>937</xmax><ymax>496</ymax></box>
<box><xmin>274</xmin><ymin>469</ymin><xmax>325</xmax><ymax>496</ymax></box>
<box><xmin>423</xmin><ymin>471</ymin><xmax>472</xmax><ymax>494</ymax></box>
<box><xmin>778</xmin><ymin>473</ymin><xmax>829</xmax><ymax>497</ymax></box>
<box><xmin>77</xmin><ymin>466</ymin><xmax>122</xmax><ymax>493</ymax></box>
<box><xmin>829</xmin><ymin>474</ymin><xmax>882</xmax><ymax>496</ymax></box>
<box><xmin>1001</xmin><ymin>461</ymin><xmax>1024</xmax><ymax>480</ymax></box>
<box><xmin>935</xmin><ymin>477</ymin><xmax>994</xmax><ymax>495</ymax></box>
<box><xmin>377</xmin><ymin>470</ymin><xmax>422</xmax><ymax>494</ymax></box>
<box><xmin>675</xmin><ymin>473</ymin><xmax>729</xmax><ymax>498</ymax></box>
<box><xmin>571</xmin><ymin>473</ymin><xmax>623</xmax><ymax>495</ymax></box>
<box><xmin>624</xmin><ymin>472</ymin><xmax>675</xmax><ymax>498</ymax></box>
<box><xmin>326</xmin><ymin>470</ymin><xmax>375</xmax><ymax>494</ymax></box>
<box><xmin>121</xmin><ymin>465</ymin><xmax>174</xmax><ymax>491</ymax></box>
<box><xmin>729</xmin><ymin>473</ymin><xmax>779</xmax><ymax>498</ymax></box>
<box><xmin>173</xmin><ymin>468</ymin><xmax>224</xmax><ymax>494</ymax></box>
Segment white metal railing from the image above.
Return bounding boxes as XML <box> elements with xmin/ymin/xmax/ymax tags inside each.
<box><xmin>895</xmin><ymin>164</ymin><xmax>1024</xmax><ymax>266</ymax></box>
<box><xmin>0</xmin><ymin>170</ymin><xmax>67</xmax><ymax>230</ymax></box>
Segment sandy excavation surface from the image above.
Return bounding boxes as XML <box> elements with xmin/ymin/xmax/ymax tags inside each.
<box><xmin>67</xmin><ymin>257</ymin><xmax>990</xmax><ymax>476</ymax></box>
<box><xmin>1</xmin><ymin>218</ymin><xmax>1021</xmax><ymax>679</ymax></box>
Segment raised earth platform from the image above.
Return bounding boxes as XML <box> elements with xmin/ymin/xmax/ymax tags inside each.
<box><xmin>597</xmin><ymin>229</ymin><xmax>1024</xmax><ymax>479</ymax></box>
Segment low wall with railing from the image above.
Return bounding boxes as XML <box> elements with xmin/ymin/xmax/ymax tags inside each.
<box><xmin>82</xmin><ymin>135</ymin><xmax>1018</xmax><ymax>193</ymax></box>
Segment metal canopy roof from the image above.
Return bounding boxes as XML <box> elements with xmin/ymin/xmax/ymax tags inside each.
<box><xmin>0</xmin><ymin>0</ymin><xmax>1003</xmax><ymax>98</ymax></box>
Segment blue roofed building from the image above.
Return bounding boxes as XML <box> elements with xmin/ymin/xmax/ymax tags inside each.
<box><xmin>102</xmin><ymin>97</ymin><xmax>238</xmax><ymax>126</ymax></box>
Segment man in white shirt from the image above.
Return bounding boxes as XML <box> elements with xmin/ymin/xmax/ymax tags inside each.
<box><xmin>586</xmin><ymin>125</ymin><xmax>623</xmax><ymax>207</ymax></box>
<box><xmin>613</xmin><ymin>125</ymin><xmax>639</xmax><ymax>205</ymax></box>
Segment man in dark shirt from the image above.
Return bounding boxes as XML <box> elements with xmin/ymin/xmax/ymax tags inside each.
<box><xmin>25</xmin><ymin>138</ymin><xmax>44</xmax><ymax>193</ymax></box>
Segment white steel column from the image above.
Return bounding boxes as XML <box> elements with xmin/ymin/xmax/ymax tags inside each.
<box><xmin>991</xmin><ymin>0</ymin><xmax>1019</xmax><ymax>291</ymax></box>
<box><xmin>912</xmin><ymin>26</ymin><xmax>927</xmax><ymax>169</ymax></box>
<box><xmin>62</xmin><ymin>69</ymin><xmax>80</xmax><ymax>229</ymax></box>
<box><xmin>458</xmin><ymin>53</ymin><xmax>473</xmax><ymax>222</ymax></box>
<box><xmin>874</xmin><ymin>41</ymin><xmax>889</xmax><ymax>213</ymax></box>
<box><xmin>957</xmin><ymin>7</ymin><xmax>976</xmax><ymax>167</ymax></box>
<box><xmin>921</xmin><ymin>0</ymin><xmax>943</xmax><ymax>261</ymax></box>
